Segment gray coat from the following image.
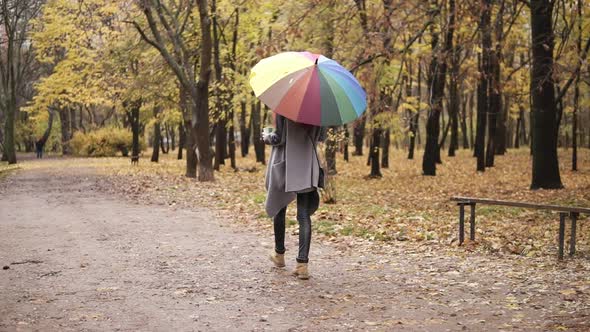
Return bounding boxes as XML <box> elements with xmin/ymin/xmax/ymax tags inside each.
<box><xmin>264</xmin><ymin>116</ymin><xmax>324</xmax><ymax>218</ymax></box>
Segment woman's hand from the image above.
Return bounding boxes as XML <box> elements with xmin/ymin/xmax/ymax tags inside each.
<box><xmin>262</xmin><ymin>131</ymin><xmax>282</xmax><ymax>145</ymax></box>
<box><xmin>261</xmin><ymin>131</ymin><xmax>270</xmax><ymax>142</ymax></box>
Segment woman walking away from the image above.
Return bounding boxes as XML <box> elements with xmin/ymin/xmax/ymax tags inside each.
<box><xmin>262</xmin><ymin>114</ymin><xmax>325</xmax><ymax>280</ymax></box>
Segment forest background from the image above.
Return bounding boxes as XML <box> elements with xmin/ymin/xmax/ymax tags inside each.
<box><xmin>1</xmin><ymin>0</ymin><xmax>590</xmax><ymax>256</ymax></box>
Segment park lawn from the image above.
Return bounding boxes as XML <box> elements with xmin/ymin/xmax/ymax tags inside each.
<box><xmin>14</xmin><ymin>147</ymin><xmax>590</xmax><ymax>258</ymax></box>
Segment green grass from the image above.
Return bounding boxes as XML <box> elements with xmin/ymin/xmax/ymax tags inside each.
<box><xmin>340</xmin><ymin>225</ymin><xmax>355</xmax><ymax>236</ymax></box>
<box><xmin>252</xmin><ymin>193</ymin><xmax>266</xmax><ymax>204</ymax></box>
<box><xmin>313</xmin><ymin>220</ymin><xmax>338</xmax><ymax>236</ymax></box>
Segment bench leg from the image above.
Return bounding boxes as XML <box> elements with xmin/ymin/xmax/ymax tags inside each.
<box><xmin>469</xmin><ymin>203</ymin><xmax>476</xmax><ymax>241</ymax></box>
<box><xmin>459</xmin><ymin>204</ymin><xmax>465</xmax><ymax>245</ymax></box>
<box><xmin>559</xmin><ymin>212</ymin><xmax>567</xmax><ymax>260</ymax></box>
<box><xmin>569</xmin><ymin>213</ymin><xmax>578</xmax><ymax>256</ymax></box>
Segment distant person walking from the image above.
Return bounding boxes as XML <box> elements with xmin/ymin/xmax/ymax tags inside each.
<box><xmin>262</xmin><ymin>114</ymin><xmax>325</xmax><ymax>280</ymax></box>
<box><xmin>35</xmin><ymin>139</ymin><xmax>44</xmax><ymax>159</ymax></box>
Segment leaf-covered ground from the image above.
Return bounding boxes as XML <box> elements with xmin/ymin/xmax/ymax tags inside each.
<box><xmin>22</xmin><ymin>147</ymin><xmax>587</xmax><ymax>259</ymax></box>
<box><xmin>2</xmin><ymin>153</ymin><xmax>590</xmax><ymax>331</ymax></box>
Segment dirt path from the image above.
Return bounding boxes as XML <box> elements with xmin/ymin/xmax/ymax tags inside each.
<box><xmin>1</xmin><ymin>165</ymin><xmax>589</xmax><ymax>331</ymax></box>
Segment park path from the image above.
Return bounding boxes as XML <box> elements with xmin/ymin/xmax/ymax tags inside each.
<box><xmin>0</xmin><ymin>163</ymin><xmax>589</xmax><ymax>331</ymax></box>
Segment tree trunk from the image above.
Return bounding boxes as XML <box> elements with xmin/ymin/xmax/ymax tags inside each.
<box><xmin>212</xmin><ymin>0</ymin><xmax>225</xmax><ymax>171</ymax></box>
<box><xmin>521</xmin><ymin>107</ymin><xmax>528</xmax><ymax>145</ymax></box>
<box><xmin>353</xmin><ymin>117</ymin><xmax>365</xmax><ymax>156</ymax></box>
<box><xmin>343</xmin><ymin>124</ymin><xmax>349</xmax><ymax>161</ymax></box>
<box><xmin>211</xmin><ymin>0</ymin><xmax>227</xmax><ymax>171</ymax></box>
<box><xmin>515</xmin><ymin>106</ymin><xmax>524</xmax><ymax>148</ymax></box>
<box><xmin>437</xmin><ymin>109</ymin><xmax>444</xmax><ymax>163</ymax></box>
<box><xmin>35</xmin><ymin>109</ymin><xmax>55</xmax><ymax>158</ymax></box>
<box><xmin>495</xmin><ymin>95</ymin><xmax>508</xmax><ymax>155</ymax></box>
<box><xmin>227</xmin><ymin>7</ymin><xmax>238</xmax><ymax>171</ymax></box>
<box><xmin>151</xmin><ymin>108</ymin><xmax>161</xmax><ymax>163</ymax></box>
<box><xmin>134</xmin><ymin>0</ymin><xmax>212</xmax><ymax>178</ymax></box>
<box><xmin>409</xmin><ymin>59</ymin><xmax>421</xmax><ymax>159</ymax></box>
<box><xmin>0</xmin><ymin>1</ymin><xmax>42</xmax><ymax>164</ymax></box>
<box><xmin>78</xmin><ymin>107</ymin><xmax>84</xmax><ymax>133</ymax></box>
<box><xmin>129</xmin><ymin>100</ymin><xmax>141</xmax><ymax>161</ymax></box>
<box><xmin>189</xmin><ymin>0</ymin><xmax>214</xmax><ymax>181</ymax></box>
<box><xmin>495</xmin><ymin>56</ymin><xmax>513</xmax><ymax>155</ymax></box>
<box><xmin>228</xmin><ymin>109</ymin><xmax>236</xmax><ymax>170</ymax></box>
<box><xmin>568</xmin><ymin>115</ymin><xmax>570</xmax><ymax>150</ymax></box>
<box><xmin>417</xmin><ymin>112</ymin><xmax>422</xmax><ymax>146</ymax></box>
<box><xmin>506</xmin><ymin>112</ymin><xmax>514</xmax><ymax>149</ymax></box>
<box><xmin>381</xmin><ymin>129</ymin><xmax>390</xmax><ymax>168</ymax></box>
<box><xmin>573</xmin><ymin>0</ymin><xmax>582</xmax><ymax>171</ymax></box>
<box><xmin>530</xmin><ymin>0</ymin><xmax>563</xmax><ymax>189</ymax></box>
<box><xmin>59</xmin><ymin>107</ymin><xmax>72</xmax><ymax>155</ymax></box>
<box><xmin>165</xmin><ymin>125</ymin><xmax>170</xmax><ymax>153</ymax></box>
<box><xmin>151</xmin><ymin>126</ymin><xmax>161</xmax><ymax>162</ymax></box>
<box><xmin>423</xmin><ymin>0</ymin><xmax>454</xmax><ymax>176</ymax></box>
<box><xmin>252</xmin><ymin>99</ymin><xmax>265</xmax><ymax>164</ymax></box>
<box><xmin>214</xmin><ymin>121</ymin><xmax>226</xmax><ymax>170</ymax></box>
<box><xmin>239</xmin><ymin>99</ymin><xmax>249</xmax><ymax>157</ymax></box>
<box><xmin>485</xmin><ymin>70</ymin><xmax>499</xmax><ymax>167</ymax></box>
<box><xmin>193</xmin><ymin>103</ymin><xmax>213</xmax><ymax>181</ymax></box>
<box><xmin>184</xmin><ymin>120</ymin><xmax>197</xmax><ymax>177</ymax></box>
<box><xmin>325</xmin><ymin>127</ymin><xmax>337</xmax><ymax>174</ymax></box>
<box><xmin>475</xmin><ymin>0</ymin><xmax>492</xmax><ymax>171</ymax></box>
<box><xmin>70</xmin><ymin>107</ymin><xmax>77</xmax><ymax>132</ymax></box>
<box><xmin>485</xmin><ymin>0</ymin><xmax>504</xmax><ymax>167</ymax></box>
<box><xmin>0</xmin><ymin>109</ymin><xmax>4</xmax><ymax>160</ymax></box>
<box><xmin>438</xmin><ymin>109</ymin><xmax>452</xmax><ymax>154</ymax></box>
<box><xmin>423</xmin><ymin>110</ymin><xmax>441</xmax><ymax>175</ymax></box>
<box><xmin>177</xmin><ymin>123</ymin><xmax>184</xmax><ymax>160</ymax></box>
<box><xmin>461</xmin><ymin>93</ymin><xmax>470</xmax><ymax>149</ymax></box>
<box><xmin>369</xmin><ymin>127</ymin><xmax>382</xmax><ymax>177</ymax></box>
<box><xmin>170</xmin><ymin>125</ymin><xmax>176</xmax><ymax>151</ymax></box>
<box><xmin>448</xmin><ymin>55</ymin><xmax>459</xmax><ymax>157</ymax></box>
<box><xmin>160</xmin><ymin>123</ymin><xmax>170</xmax><ymax>154</ymax></box>
<box><xmin>408</xmin><ymin>112</ymin><xmax>419</xmax><ymax>160</ymax></box>
<box><xmin>3</xmin><ymin>98</ymin><xmax>16</xmax><ymax>164</ymax></box>
<box><xmin>475</xmin><ymin>65</ymin><xmax>488</xmax><ymax>171</ymax></box>
<box><xmin>469</xmin><ymin>92</ymin><xmax>474</xmax><ymax>150</ymax></box>
<box><xmin>319</xmin><ymin>3</ymin><xmax>337</xmax><ymax>173</ymax></box>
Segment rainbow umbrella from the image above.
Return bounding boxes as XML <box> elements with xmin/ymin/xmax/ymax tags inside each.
<box><xmin>249</xmin><ymin>51</ymin><xmax>366</xmax><ymax>127</ymax></box>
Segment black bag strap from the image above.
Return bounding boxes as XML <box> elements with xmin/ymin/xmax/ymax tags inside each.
<box><xmin>306</xmin><ymin>127</ymin><xmax>323</xmax><ymax>187</ymax></box>
<box><xmin>306</xmin><ymin>127</ymin><xmax>321</xmax><ymax>165</ymax></box>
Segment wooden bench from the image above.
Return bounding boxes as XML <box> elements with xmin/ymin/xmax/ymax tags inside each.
<box><xmin>450</xmin><ymin>196</ymin><xmax>590</xmax><ymax>259</ymax></box>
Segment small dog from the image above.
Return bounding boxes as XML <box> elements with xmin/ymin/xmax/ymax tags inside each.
<box><xmin>131</xmin><ymin>155</ymin><xmax>139</xmax><ymax>165</ymax></box>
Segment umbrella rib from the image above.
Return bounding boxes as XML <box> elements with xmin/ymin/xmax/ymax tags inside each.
<box><xmin>320</xmin><ymin>66</ymin><xmax>366</xmax><ymax>116</ymax></box>
<box><xmin>317</xmin><ymin>69</ymin><xmax>344</xmax><ymax>126</ymax></box>
<box><xmin>318</xmin><ymin>66</ymin><xmax>362</xmax><ymax>123</ymax></box>
<box><xmin>258</xmin><ymin>66</ymin><xmax>313</xmax><ymax>110</ymax></box>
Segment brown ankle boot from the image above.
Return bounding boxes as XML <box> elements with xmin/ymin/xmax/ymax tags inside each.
<box><xmin>269</xmin><ymin>252</ymin><xmax>285</xmax><ymax>267</ymax></box>
<box><xmin>292</xmin><ymin>262</ymin><xmax>309</xmax><ymax>279</ymax></box>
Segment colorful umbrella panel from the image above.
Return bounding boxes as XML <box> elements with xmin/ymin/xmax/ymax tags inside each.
<box><xmin>250</xmin><ymin>51</ymin><xmax>366</xmax><ymax>127</ymax></box>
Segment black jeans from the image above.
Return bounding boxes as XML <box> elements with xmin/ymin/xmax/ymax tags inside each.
<box><xmin>273</xmin><ymin>191</ymin><xmax>315</xmax><ymax>263</ymax></box>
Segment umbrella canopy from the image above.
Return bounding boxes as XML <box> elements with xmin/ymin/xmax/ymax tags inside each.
<box><xmin>249</xmin><ymin>51</ymin><xmax>366</xmax><ymax>127</ymax></box>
